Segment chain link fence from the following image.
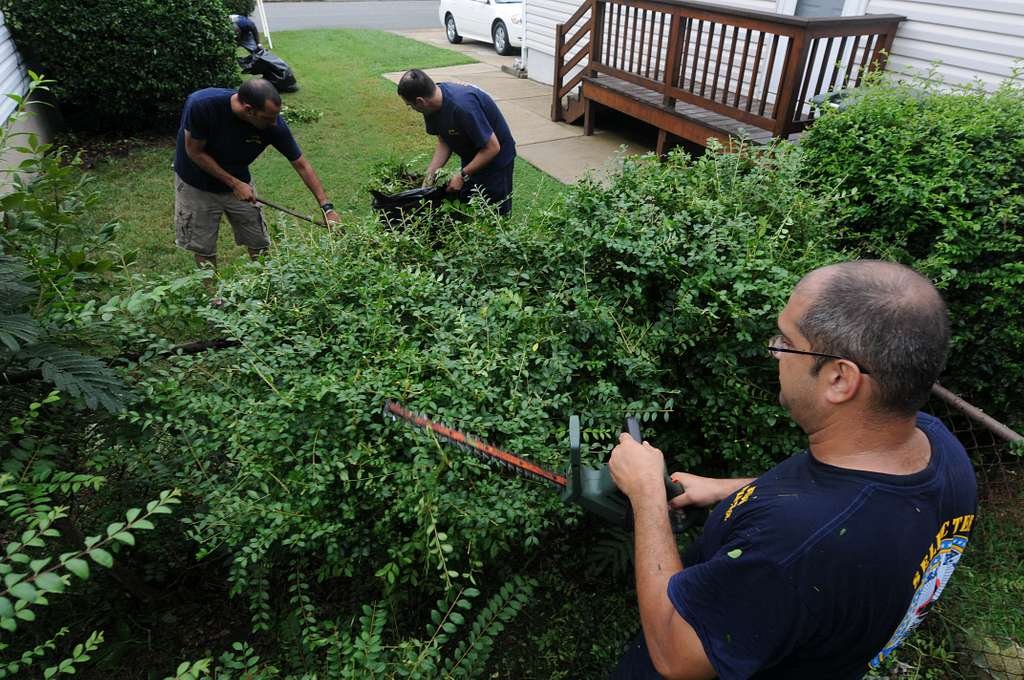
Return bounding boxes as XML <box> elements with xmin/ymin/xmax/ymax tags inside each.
<box><xmin>887</xmin><ymin>386</ymin><xmax>1024</xmax><ymax>679</ymax></box>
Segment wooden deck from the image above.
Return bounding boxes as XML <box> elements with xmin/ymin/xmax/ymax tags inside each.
<box><xmin>552</xmin><ymin>0</ymin><xmax>905</xmax><ymax>153</ymax></box>
<box><xmin>584</xmin><ymin>73</ymin><xmax>775</xmax><ymax>146</ymax></box>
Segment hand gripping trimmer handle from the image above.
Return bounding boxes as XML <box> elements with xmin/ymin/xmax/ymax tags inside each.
<box><xmin>562</xmin><ymin>415</ymin><xmax>704</xmax><ymax>534</ymax></box>
<box><xmin>624</xmin><ymin>417</ymin><xmax>701</xmax><ymax>533</ymax></box>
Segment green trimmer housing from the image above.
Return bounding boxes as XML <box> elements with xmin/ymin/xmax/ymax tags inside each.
<box><xmin>559</xmin><ymin>415</ymin><xmax>705</xmax><ymax>534</ymax></box>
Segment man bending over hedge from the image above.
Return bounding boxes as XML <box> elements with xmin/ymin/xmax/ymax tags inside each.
<box><xmin>173</xmin><ymin>79</ymin><xmax>338</xmax><ymax>288</ymax></box>
<box><xmin>397</xmin><ymin>69</ymin><xmax>516</xmax><ymax>216</ymax></box>
<box><xmin>608</xmin><ymin>260</ymin><xmax>976</xmax><ymax>679</ymax></box>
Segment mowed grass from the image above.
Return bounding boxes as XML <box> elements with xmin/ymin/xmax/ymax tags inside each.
<box><xmin>87</xmin><ymin>29</ymin><xmax>564</xmax><ymax>275</ymax></box>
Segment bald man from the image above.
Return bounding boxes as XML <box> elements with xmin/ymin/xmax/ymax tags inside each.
<box><xmin>608</xmin><ymin>261</ymin><xmax>977</xmax><ymax>679</ymax></box>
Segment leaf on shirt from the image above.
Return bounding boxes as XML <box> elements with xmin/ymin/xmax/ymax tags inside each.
<box><xmin>727</xmin><ymin>549</ymin><xmax>742</xmax><ymax>559</ymax></box>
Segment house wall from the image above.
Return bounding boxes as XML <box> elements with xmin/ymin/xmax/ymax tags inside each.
<box><xmin>527</xmin><ymin>0</ymin><xmax>1024</xmax><ymax>90</ymax></box>
<box><xmin>0</xmin><ymin>10</ymin><xmax>28</xmax><ymax>122</ymax></box>
<box><xmin>0</xmin><ymin>10</ymin><xmax>59</xmax><ymax>193</ymax></box>
<box><xmin>865</xmin><ymin>0</ymin><xmax>1024</xmax><ymax>89</ymax></box>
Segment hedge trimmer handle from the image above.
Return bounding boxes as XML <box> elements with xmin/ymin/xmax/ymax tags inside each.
<box><xmin>622</xmin><ymin>416</ymin><xmax>702</xmax><ymax>533</ymax></box>
<box><xmin>624</xmin><ymin>416</ymin><xmax>685</xmax><ymax>501</ymax></box>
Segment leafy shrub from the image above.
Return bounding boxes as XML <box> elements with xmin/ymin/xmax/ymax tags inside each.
<box><xmin>119</xmin><ymin>141</ymin><xmax>839</xmax><ymax>675</ymax></box>
<box><xmin>280</xmin><ymin>104</ymin><xmax>323</xmax><ymax>125</ymax></box>
<box><xmin>2</xmin><ymin>0</ymin><xmax>240</xmax><ymax>131</ymax></box>
<box><xmin>801</xmin><ymin>74</ymin><xmax>1024</xmax><ymax>428</ymax></box>
<box><xmin>223</xmin><ymin>0</ymin><xmax>256</xmax><ymax>16</ymax></box>
<box><xmin>0</xmin><ymin>75</ymin><xmax>184</xmax><ymax>678</ymax></box>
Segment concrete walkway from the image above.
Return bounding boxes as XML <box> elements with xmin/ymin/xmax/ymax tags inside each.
<box><xmin>388</xmin><ymin>28</ymin><xmax>652</xmax><ymax>184</ymax></box>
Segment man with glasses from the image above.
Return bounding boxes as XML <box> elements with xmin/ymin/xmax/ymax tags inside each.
<box><xmin>607</xmin><ymin>260</ymin><xmax>977</xmax><ymax>679</ymax></box>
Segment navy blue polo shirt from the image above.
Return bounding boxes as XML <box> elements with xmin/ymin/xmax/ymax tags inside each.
<box><xmin>174</xmin><ymin>88</ymin><xmax>302</xmax><ymax>193</ymax></box>
<box><xmin>424</xmin><ymin>82</ymin><xmax>515</xmax><ymax>171</ymax></box>
<box><xmin>660</xmin><ymin>412</ymin><xmax>976</xmax><ymax>679</ymax></box>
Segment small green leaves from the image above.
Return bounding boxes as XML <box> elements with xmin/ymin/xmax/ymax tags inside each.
<box><xmin>89</xmin><ymin>549</ymin><xmax>113</xmax><ymax>569</ymax></box>
<box><xmin>727</xmin><ymin>549</ymin><xmax>743</xmax><ymax>559</ymax></box>
<box><xmin>65</xmin><ymin>559</ymin><xmax>89</xmax><ymax>580</ymax></box>
<box><xmin>112</xmin><ymin>532</ymin><xmax>135</xmax><ymax>546</ymax></box>
<box><xmin>34</xmin><ymin>572</ymin><xmax>65</xmax><ymax>594</ymax></box>
<box><xmin>8</xmin><ymin>581</ymin><xmax>37</xmax><ymax>603</ymax></box>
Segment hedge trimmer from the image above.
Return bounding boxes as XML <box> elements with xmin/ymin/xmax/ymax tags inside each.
<box><xmin>382</xmin><ymin>401</ymin><xmax>704</xmax><ymax>533</ymax></box>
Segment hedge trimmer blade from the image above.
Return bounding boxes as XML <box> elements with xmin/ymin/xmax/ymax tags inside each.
<box><xmin>383</xmin><ymin>400</ymin><xmax>567</xmax><ymax>488</ymax></box>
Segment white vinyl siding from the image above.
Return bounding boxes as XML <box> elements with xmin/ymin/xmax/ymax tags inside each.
<box><xmin>865</xmin><ymin>0</ymin><xmax>1024</xmax><ymax>90</ymax></box>
<box><xmin>0</xmin><ymin>11</ymin><xmax>28</xmax><ymax>122</ymax></box>
<box><xmin>528</xmin><ymin>0</ymin><xmax>1023</xmax><ymax>91</ymax></box>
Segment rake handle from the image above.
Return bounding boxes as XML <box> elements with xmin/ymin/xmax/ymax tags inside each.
<box><xmin>256</xmin><ymin>197</ymin><xmax>327</xmax><ymax>228</ymax></box>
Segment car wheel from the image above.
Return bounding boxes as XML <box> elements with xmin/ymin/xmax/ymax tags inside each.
<box><xmin>445</xmin><ymin>14</ymin><xmax>463</xmax><ymax>44</ymax></box>
<box><xmin>493</xmin><ymin>21</ymin><xmax>514</xmax><ymax>56</ymax></box>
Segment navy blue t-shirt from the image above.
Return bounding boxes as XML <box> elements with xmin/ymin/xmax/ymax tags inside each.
<box><xmin>174</xmin><ymin>88</ymin><xmax>302</xmax><ymax>193</ymax></box>
<box><xmin>424</xmin><ymin>83</ymin><xmax>516</xmax><ymax>171</ymax></box>
<box><xmin>662</xmin><ymin>412</ymin><xmax>976</xmax><ymax>679</ymax></box>
<box><xmin>231</xmin><ymin>15</ymin><xmax>260</xmax><ymax>51</ymax></box>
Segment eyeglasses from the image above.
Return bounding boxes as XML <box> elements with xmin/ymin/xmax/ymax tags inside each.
<box><xmin>767</xmin><ymin>334</ymin><xmax>870</xmax><ymax>375</ymax></box>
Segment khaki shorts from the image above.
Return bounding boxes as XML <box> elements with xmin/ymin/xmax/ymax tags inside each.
<box><xmin>174</xmin><ymin>174</ymin><xmax>269</xmax><ymax>257</ymax></box>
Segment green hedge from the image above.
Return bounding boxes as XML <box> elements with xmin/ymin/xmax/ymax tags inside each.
<box><xmin>112</xmin><ymin>142</ymin><xmax>839</xmax><ymax>675</ymax></box>
<box><xmin>224</xmin><ymin>0</ymin><xmax>257</xmax><ymax>15</ymax></box>
<box><xmin>2</xmin><ymin>0</ymin><xmax>241</xmax><ymax>131</ymax></box>
<box><xmin>801</xmin><ymin>76</ymin><xmax>1024</xmax><ymax>428</ymax></box>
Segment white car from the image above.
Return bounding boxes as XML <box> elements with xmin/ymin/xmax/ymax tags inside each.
<box><xmin>439</xmin><ymin>0</ymin><xmax>523</xmax><ymax>56</ymax></box>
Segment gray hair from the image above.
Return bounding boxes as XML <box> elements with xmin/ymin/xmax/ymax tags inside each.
<box><xmin>797</xmin><ymin>260</ymin><xmax>949</xmax><ymax>416</ymax></box>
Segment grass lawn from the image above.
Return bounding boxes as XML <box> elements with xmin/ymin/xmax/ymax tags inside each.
<box><xmin>86</xmin><ymin>29</ymin><xmax>565</xmax><ymax>275</ymax></box>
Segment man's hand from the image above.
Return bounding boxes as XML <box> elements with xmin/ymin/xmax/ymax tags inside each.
<box><xmin>446</xmin><ymin>172</ymin><xmax>465</xmax><ymax>193</ymax></box>
<box><xmin>609</xmin><ymin>433</ymin><xmax>669</xmax><ymax>503</ymax></box>
<box><xmin>422</xmin><ymin>169</ymin><xmax>438</xmax><ymax>188</ymax></box>
<box><xmin>232</xmin><ymin>180</ymin><xmax>256</xmax><ymax>203</ymax></box>
<box><xmin>323</xmin><ymin>209</ymin><xmax>340</xmax><ymax>228</ymax></box>
<box><xmin>668</xmin><ymin>473</ymin><xmax>757</xmax><ymax>510</ymax></box>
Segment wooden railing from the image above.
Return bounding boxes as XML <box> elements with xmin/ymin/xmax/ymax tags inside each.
<box><xmin>552</xmin><ymin>0</ymin><xmax>904</xmax><ymax>139</ymax></box>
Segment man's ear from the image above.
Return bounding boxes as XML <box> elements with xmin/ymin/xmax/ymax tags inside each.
<box><xmin>823</xmin><ymin>360</ymin><xmax>866</xmax><ymax>405</ymax></box>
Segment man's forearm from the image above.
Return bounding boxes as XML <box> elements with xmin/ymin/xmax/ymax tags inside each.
<box><xmin>633</xmin><ymin>495</ymin><xmax>684</xmax><ymax>673</ymax></box>
<box><xmin>187</xmin><ymin>150</ymin><xmax>241</xmax><ymax>190</ymax></box>
<box><xmin>462</xmin><ymin>144</ymin><xmax>499</xmax><ymax>177</ymax></box>
<box><xmin>426</xmin><ymin>141</ymin><xmax>452</xmax><ymax>178</ymax></box>
<box><xmin>294</xmin><ymin>159</ymin><xmax>329</xmax><ymax>205</ymax></box>
<box><xmin>717</xmin><ymin>478</ymin><xmax>757</xmax><ymax>501</ymax></box>
<box><xmin>633</xmin><ymin>497</ymin><xmax>715</xmax><ymax>680</ymax></box>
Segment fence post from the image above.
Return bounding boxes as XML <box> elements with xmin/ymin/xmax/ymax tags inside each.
<box><xmin>589</xmin><ymin>0</ymin><xmax>605</xmax><ymax>77</ymax></box>
<box><xmin>661</xmin><ymin>12</ymin><xmax>685</xmax><ymax>108</ymax></box>
<box><xmin>551</xmin><ymin>22</ymin><xmax>567</xmax><ymax>121</ymax></box>
<box><xmin>771</xmin><ymin>28</ymin><xmax>810</xmax><ymax>137</ymax></box>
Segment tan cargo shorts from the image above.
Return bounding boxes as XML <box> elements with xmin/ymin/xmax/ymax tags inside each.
<box><xmin>174</xmin><ymin>174</ymin><xmax>269</xmax><ymax>257</ymax></box>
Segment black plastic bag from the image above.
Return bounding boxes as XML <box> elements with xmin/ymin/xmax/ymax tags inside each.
<box><xmin>371</xmin><ymin>186</ymin><xmax>448</xmax><ymax>225</ymax></box>
<box><xmin>239</xmin><ymin>47</ymin><xmax>298</xmax><ymax>93</ymax></box>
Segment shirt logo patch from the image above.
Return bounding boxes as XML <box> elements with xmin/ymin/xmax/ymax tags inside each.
<box><xmin>245</xmin><ymin>134</ymin><xmax>262</xmax><ymax>145</ymax></box>
<box><xmin>448</xmin><ymin>128</ymin><xmax>461</xmax><ymax>137</ymax></box>
<box><xmin>869</xmin><ymin>513</ymin><xmax>974</xmax><ymax>668</ymax></box>
<box><xmin>723</xmin><ymin>485</ymin><xmax>756</xmax><ymax>522</ymax></box>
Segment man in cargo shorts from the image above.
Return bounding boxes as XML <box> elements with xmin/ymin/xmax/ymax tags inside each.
<box><xmin>173</xmin><ymin>78</ymin><xmax>338</xmax><ymax>294</ymax></box>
